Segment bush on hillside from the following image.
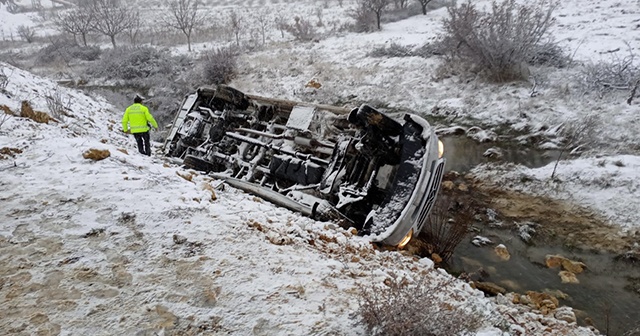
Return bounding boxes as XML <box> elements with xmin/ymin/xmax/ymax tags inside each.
<box><xmin>528</xmin><ymin>42</ymin><xmax>570</xmax><ymax>68</ymax></box>
<box><xmin>356</xmin><ymin>271</ymin><xmax>482</xmax><ymax>336</ymax></box>
<box><xmin>368</xmin><ymin>43</ymin><xmax>414</xmax><ymax>58</ymax></box>
<box><xmin>87</xmin><ymin>46</ymin><xmax>188</xmax><ymax>81</ymax></box>
<box><xmin>348</xmin><ymin>1</ymin><xmax>377</xmax><ymax>33</ymax></box>
<box><xmin>439</xmin><ymin>0</ymin><xmax>559</xmax><ymax>82</ymax></box>
<box><xmin>578</xmin><ymin>50</ymin><xmax>640</xmax><ymax>96</ymax></box>
<box><xmin>201</xmin><ymin>47</ymin><xmax>238</xmax><ymax>85</ymax></box>
<box><xmin>283</xmin><ymin>16</ymin><xmax>317</xmax><ymax>42</ymax></box>
<box><xmin>35</xmin><ymin>39</ymin><xmax>101</xmax><ymax>65</ymax></box>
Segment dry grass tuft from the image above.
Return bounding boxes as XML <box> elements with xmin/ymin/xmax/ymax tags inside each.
<box><xmin>20</xmin><ymin>100</ymin><xmax>57</xmax><ymax>124</ymax></box>
<box><xmin>356</xmin><ymin>271</ymin><xmax>482</xmax><ymax>336</ymax></box>
<box><xmin>0</xmin><ymin>104</ymin><xmax>14</xmax><ymax>115</ymax></box>
<box><xmin>0</xmin><ymin>147</ymin><xmax>22</xmax><ymax>160</ymax></box>
<box><xmin>82</xmin><ymin>148</ymin><xmax>111</xmax><ymax>161</ymax></box>
<box><xmin>176</xmin><ymin>171</ymin><xmax>194</xmax><ymax>182</ymax></box>
<box><xmin>202</xmin><ymin>183</ymin><xmax>218</xmax><ymax>201</ymax></box>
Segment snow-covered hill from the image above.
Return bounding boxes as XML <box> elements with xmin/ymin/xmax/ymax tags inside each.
<box><xmin>0</xmin><ymin>61</ymin><xmax>601</xmax><ymax>335</ymax></box>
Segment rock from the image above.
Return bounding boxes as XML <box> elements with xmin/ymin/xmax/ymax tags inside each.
<box><xmin>442</xmin><ymin>180</ymin><xmax>455</xmax><ymax>190</ymax></box>
<box><xmin>193</xmin><ymin>287</ymin><xmax>221</xmax><ymax>308</ymax></box>
<box><xmin>559</xmin><ymin>271</ymin><xmax>579</xmax><ymax>284</ymax></box>
<box><xmin>473</xmin><ymin>281</ymin><xmax>506</xmax><ymax>296</ymax></box>
<box><xmin>615</xmin><ymin>250</ymin><xmax>640</xmax><ymax>263</ymax></box>
<box><xmin>539</xmin><ymin>299</ymin><xmax>557</xmax><ymax>315</ymax></box>
<box><xmin>82</xmin><ymin>149</ymin><xmax>111</xmax><ymax>161</ymax></box>
<box><xmin>466</xmin><ymin>126</ymin><xmax>498</xmax><ymax>143</ymax></box>
<box><xmin>471</xmin><ymin>235</ymin><xmax>492</xmax><ymax>247</ymax></box>
<box><xmin>543</xmin><ymin>289</ymin><xmax>570</xmax><ymax>300</ymax></box>
<box><xmin>561</xmin><ymin>259</ymin><xmax>587</xmax><ymax>274</ymax></box>
<box><xmin>545</xmin><ymin>255</ymin><xmax>587</xmax><ymax>274</ymax></box>
<box><xmin>201</xmin><ymin>183</ymin><xmax>218</xmax><ymax>201</ymax></box>
<box><xmin>458</xmin><ymin>183</ymin><xmax>468</xmax><ymax>192</ymax></box>
<box><xmin>431</xmin><ymin>253</ymin><xmax>443</xmax><ymax>264</ymax></box>
<box><xmin>151</xmin><ymin>305</ymin><xmax>178</xmax><ymax>330</ymax></box>
<box><xmin>29</xmin><ymin>313</ymin><xmax>49</xmax><ymax>325</ymax></box>
<box><xmin>483</xmin><ymin>147</ymin><xmax>503</xmax><ymax>159</ymax></box>
<box><xmin>266</xmin><ymin>231</ymin><xmax>292</xmax><ymax>245</ymax></box>
<box><xmin>494</xmin><ymin>244</ymin><xmax>510</xmax><ymax>261</ymax></box>
<box><xmin>172</xmin><ymin>234</ymin><xmax>187</xmax><ymax>245</ymax></box>
<box><xmin>545</xmin><ymin>254</ymin><xmax>567</xmax><ymax>268</ymax></box>
<box><xmin>554</xmin><ymin>306</ymin><xmax>577</xmax><ymax>324</ymax></box>
<box><xmin>526</xmin><ymin>291</ymin><xmax>559</xmax><ymax>314</ymax></box>
<box><xmin>436</xmin><ymin>126</ymin><xmax>467</xmax><ymax>135</ymax></box>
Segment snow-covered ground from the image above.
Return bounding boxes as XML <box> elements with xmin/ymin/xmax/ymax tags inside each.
<box><xmin>2</xmin><ymin>0</ymin><xmax>640</xmax><ymax>334</ymax></box>
<box><xmin>0</xmin><ymin>63</ymin><xmax>599</xmax><ymax>335</ymax></box>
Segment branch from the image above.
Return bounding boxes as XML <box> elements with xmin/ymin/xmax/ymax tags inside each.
<box><xmin>628</xmin><ymin>79</ymin><xmax>640</xmax><ymax>105</ymax></box>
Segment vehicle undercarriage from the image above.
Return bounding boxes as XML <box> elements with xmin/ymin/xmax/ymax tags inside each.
<box><xmin>163</xmin><ymin>85</ymin><xmax>445</xmax><ymax>247</ymax></box>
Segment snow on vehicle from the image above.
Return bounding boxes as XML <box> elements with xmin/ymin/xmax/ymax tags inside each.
<box><xmin>163</xmin><ymin>85</ymin><xmax>446</xmax><ymax>248</ymax></box>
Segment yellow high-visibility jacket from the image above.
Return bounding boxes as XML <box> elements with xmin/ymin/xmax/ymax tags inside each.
<box><xmin>122</xmin><ymin>103</ymin><xmax>158</xmax><ymax>134</ymax></box>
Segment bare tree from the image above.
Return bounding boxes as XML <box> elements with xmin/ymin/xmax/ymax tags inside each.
<box><xmin>91</xmin><ymin>0</ymin><xmax>135</xmax><ymax>48</ymax></box>
<box><xmin>416</xmin><ymin>0</ymin><xmax>432</xmax><ymax>15</ymax></box>
<box><xmin>394</xmin><ymin>0</ymin><xmax>408</xmax><ymax>9</ymax></box>
<box><xmin>53</xmin><ymin>8</ymin><xmax>94</xmax><ymax>46</ymax></box>
<box><xmin>315</xmin><ymin>7</ymin><xmax>323</xmax><ymax>27</ymax></box>
<box><xmin>229</xmin><ymin>11</ymin><xmax>242</xmax><ymax>47</ymax></box>
<box><xmin>254</xmin><ymin>9</ymin><xmax>271</xmax><ymax>45</ymax></box>
<box><xmin>442</xmin><ymin>0</ymin><xmax>557</xmax><ymax>82</ymax></box>
<box><xmin>274</xmin><ymin>12</ymin><xmax>287</xmax><ymax>38</ymax></box>
<box><xmin>126</xmin><ymin>11</ymin><xmax>142</xmax><ymax>46</ymax></box>
<box><xmin>360</xmin><ymin>0</ymin><xmax>390</xmax><ymax>30</ymax></box>
<box><xmin>17</xmin><ymin>25</ymin><xmax>36</xmax><ymax>43</ymax></box>
<box><xmin>164</xmin><ymin>0</ymin><xmax>204</xmax><ymax>52</ymax></box>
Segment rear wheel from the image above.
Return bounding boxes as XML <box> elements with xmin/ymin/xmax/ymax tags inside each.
<box><xmin>183</xmin><ymin>155</ymin><xmax>216</xmax><ymax>172</ymax></box>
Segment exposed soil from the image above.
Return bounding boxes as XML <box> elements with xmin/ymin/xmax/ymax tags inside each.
<box><xmin>413</xmin><ymin>172</ymin><xmax>637</xmax><ymax>257</ymax></box>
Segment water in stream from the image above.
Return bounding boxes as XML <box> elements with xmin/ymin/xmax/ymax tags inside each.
<box><xmin>440</xmin><ymin>135</ymin><xmax>559</xmax><ymax>173</ymax></box>
<box><xmin>439</xmin><ymin>135</ymin><xmax>640</xmax><ymax>334</ymax></box>
<box><xmin>451</xmin><ymin>228</ymin><xmax>640</xmax><ymax>334</ymax></box>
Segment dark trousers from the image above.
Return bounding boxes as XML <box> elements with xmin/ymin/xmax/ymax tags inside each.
<box><xmin>133</xmin><ymin>132</ymin><xmax>151</xmax><ymax>156</ymax></box>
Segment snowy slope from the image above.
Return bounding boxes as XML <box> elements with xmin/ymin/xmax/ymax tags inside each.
<box><xmin>0</xmin><ymin>62</ymin><xmax>599</xmax><ymax>335</ymax></box>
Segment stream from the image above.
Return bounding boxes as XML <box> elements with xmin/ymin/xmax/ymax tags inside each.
<box><xmin>439</xmin><ymin>135</ymin><xmax>640</xmax><ymax>334</ymax></box>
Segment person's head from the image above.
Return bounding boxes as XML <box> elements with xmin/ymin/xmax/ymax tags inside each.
<box><xmin>134</xmin><ymin>94</ymin><xmax>144</xmax><ymax>104</ymax></box>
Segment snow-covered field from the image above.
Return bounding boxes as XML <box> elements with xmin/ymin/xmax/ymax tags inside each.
<box><xmin>2</xmin><ymin>0</ymin><xmax>640</xmax><ymax>334</ymax></box>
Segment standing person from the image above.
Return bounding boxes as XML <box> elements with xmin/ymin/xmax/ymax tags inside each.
<box><xmin>122</xmin><ymin>94</ymin><xmax>158</xmax><ymax>156</ymax></box>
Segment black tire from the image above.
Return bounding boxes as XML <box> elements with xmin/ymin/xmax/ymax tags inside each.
<box><xmin>183</xmin><ymin>155</ymin><xmax>216</xmax><ymax>172</ymax></box>
<box><xmin>214</xmin><ymin>85</ymin><xmax>250</xmax><ymax>110</ymax></box>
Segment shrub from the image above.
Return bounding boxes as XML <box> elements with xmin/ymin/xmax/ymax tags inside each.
<box><xmin>35</xmin><ymin>39</ymin><xmax>102</xmax><ymax>65</ymax></box>
<box><xmin>578</xmin><ymin>49</ymin><xmax>640</xmax><ymax>96</ymax></box>
<box><xmin>17</xmin><ymin>25</ymin><xmax>36</xmax><ymax>43</ymax></box>
<box><xmin>368</xmin><ymin>42</ymin><xmax>413</xmax><ymax>58</ymax></box>
<box><xmin>381</xmin><ymin>2</ymin><xmax>423</xmax><ymax>24</ymax></box>
<box><xmin>440</xmin><ymin>0</ymin><xmax>558</xmax><ymax>82</ymax></box>
<box><xmin>87</xmin><ymin>46</ymin><xmax>184</xmax><ymax>80</ymax></box>
<box><xmin>528</xmin><ymin>41</ymin><xmax>569</xmax><ymax>67</ymax></box>
<box><xmin>283</xmin><ymin>16</ymin><xmax>316</xmax><ymax>42</ymax></box>
<box><xmin>45</xmin><ymin>90</ymin><xmax>71</xmax><ymax>121</ymax></box>
<box><xmin>348</xmin><ymin>1</ymin><xmax>377</xmax><ymax>33</ymax></box>
<box><xmin>356</xmin><ymin>271</ymin><xmax>482</xmax><ymax>335</ymax></box>
<box><xmin>0</xmin><ymin>67</ymin><xmax>8</xmax><ymax>93</ymax></box>
<box><xmin>419</xmin><ymin>193</ymin><xmax>472</xmax><ymax>263</ymax></box>
<box><xmin>413</xmin><ymin>41</ymin><xmax>445</xmax><ymax>58</ymax></box>
<box><xmin>201</xmin><ymin>47</ymin><xmax>237</xmax><ymax>85</ymax></box>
